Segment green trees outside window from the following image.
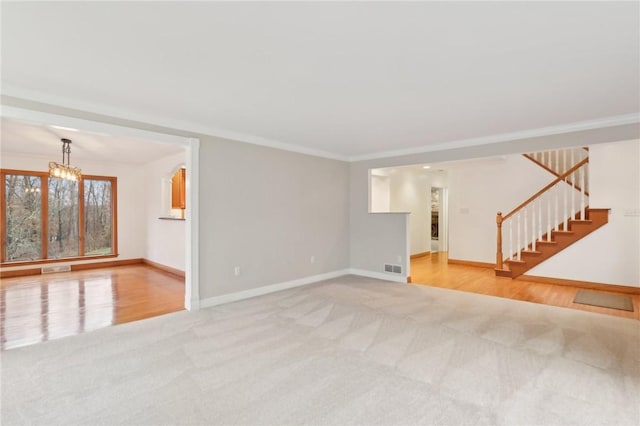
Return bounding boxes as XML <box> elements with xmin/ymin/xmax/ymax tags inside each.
<box><xmin>84</xmin><ymin>179</ymin><xmax>113</xmax><ymax>256</ymax></box>
<box><xmin>2</xmin><ymin>170</ymin><xmax>117</xmax><ymax>263</ymax></box>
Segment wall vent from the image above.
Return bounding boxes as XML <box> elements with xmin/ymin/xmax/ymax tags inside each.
<box><xmin>41</xmin><ymin>265</ymin><xmax>71</xmax><ymax>274</ymax></box>
<box><xmin>384</xmin><ymin>264</ymin><xmax>402</xmax><ymax>274</ymax></box>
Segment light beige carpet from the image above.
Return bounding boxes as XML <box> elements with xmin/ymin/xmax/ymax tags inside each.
<box><xmin>2</xmin><ymin>275</ymin><xmax>639</xmax><ymax>425</ymax></box>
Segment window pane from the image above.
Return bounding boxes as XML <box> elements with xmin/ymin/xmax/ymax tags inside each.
<box><xmin>4</xmin><ymin>174</ymin><xmax>42</xmax><ymax>261</ymax></box>
<box><xmin>48</xmin><ymin>178</ymin><xmax>79</xmax><ymax>258</ymax></box>
<box><xmin>84</xmin><ymin>179</ymin><xmax>113</xmax><ymax>255</ymax></box>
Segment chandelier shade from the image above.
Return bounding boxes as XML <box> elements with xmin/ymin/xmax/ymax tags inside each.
<box><xmin>49</xmin><ymin>138</ymin><xmax>82</xmax><ymax>181</ymax></box>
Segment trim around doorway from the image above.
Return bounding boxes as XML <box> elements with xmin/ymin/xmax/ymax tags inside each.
<box><xmin>0</xmin><ymin>105</ymin><xmax>200</xmax><ymax>310</ymax></box>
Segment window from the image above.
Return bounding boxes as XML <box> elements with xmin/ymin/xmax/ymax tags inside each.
<box><xmin>84</xmin><ymin>178</ymin><xmax>114</xmax><ymax>255</ymax></box>
<box><xmin>1</xmin><ymin>169</ymin><xmax>117</xmax><ymax>264</ymax></box>
<box><xmin>48</xmin><ymin>176</ymin><xmax>79</xmax><ymax>258</ymax></box>
<box><xmin>3</xmin><ymin>174</ymin><xmax>42</xmax><ymax>261</ymax></box>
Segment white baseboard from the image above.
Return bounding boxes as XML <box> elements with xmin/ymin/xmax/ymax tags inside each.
<box><xmin>185</xmin><ymin>298</ymin><xmax>200</xmax><ymax>311</ymax></box>
<box><xmin>348</xmin><ymin>268</ymin><xmax>408</xmax><ymax>283</ymax></box>
<box><xmin>197</xmin><ymin>267</ymin><xmax>408</xmax><ymax>309</ymax></box>
<box><xmin>199</xmin><ymin>269</ymin><xmax>350</xmax><ymax>309</ymax></box>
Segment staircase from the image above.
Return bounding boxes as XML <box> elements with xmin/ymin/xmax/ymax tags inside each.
<box><xmin>523</xmin><ymin>147</ymin><xmax>590</xmax><ymax>195</ymax></box>
<box><xmin>495</xmin><ymin>147</ymin><xmax>609</xmax><ymax>278</ymax></box>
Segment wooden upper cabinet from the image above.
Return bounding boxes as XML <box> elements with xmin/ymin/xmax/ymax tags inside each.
<box><xmin>171</xmin><ymin>168</ymin><xmax>186</xmax><ymax>210</ymax></box>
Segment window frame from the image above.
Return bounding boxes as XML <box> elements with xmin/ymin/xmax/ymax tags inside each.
<box><xmin>1</xmin><ymin>169</ymin><xmax>118</xmax><ymax>266</ymax></box>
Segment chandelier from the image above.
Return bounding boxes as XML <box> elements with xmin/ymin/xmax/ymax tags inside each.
<box><xmin>49</xmin><ymin>138</ymin><xmax>82</xmax><ymax>181</ymax></box>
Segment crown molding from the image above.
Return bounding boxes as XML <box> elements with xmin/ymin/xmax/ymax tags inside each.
<box><xmin>0</xmin><ymin>104</ymin><xmax>194</xmax><ymax>148</ymax></box>
<box><xmin>1</xmin><ymin>84</ymin><xmax>350</xmax><ymax>162</ymax></box>
<box><xmin>3</xmin><ymin>84</ymin><xmax>638</xmax><ymax>164</ymax></box>
<box><xmin>347</xmin><ymin>113</ymin><xmax>640</xmax><ymax>162</ymax></box>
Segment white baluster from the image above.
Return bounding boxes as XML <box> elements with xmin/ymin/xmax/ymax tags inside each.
<box><xmin>517</xmin><ymin>212</ymin><xmax>521</xmax><ymax>261</ymax></box>
<box><xmin>545</xmin><ymin>151</ymin><xmax>549</xmax><ymax>169</ymax></box>
<box><xmin>555</xmin><ymin>150</ymin><xmax>559</xmax><ymax>175</ymax></box>
<box><xmin>547</xmin><ymin>191</ymin><xmax>552</xmax><ymax>241</ymax></box>
<box><xmin>509</xmin><ymin>220</ymin><xmax>513</xmax><ymax>261</ymax></box>
<box><xmin>553</xmin><ymin>185</ymin><xmax>560</xmax><ymax>231</ymax></box>
<box><xmin>585</xmin><ymin>162</ymin><xmax>589</xmax><ymax>195</ymax></box>
<box><xmin>571</xmin><ymin>168</ymin><xmax>575</xmax><ymax>220</ymax></box>
<box><xmin>532</xmin><ymin>200</ymin><xmax>536</xmax><ymax>251</ymax></box>
<box><xmin>581</xmin><ymin>165</ymin><xmax>586</xmax><ymax>219</ymax></box>
<box><xmin>585</xmin><ymin>162</ymin><xmax>588</xmax><ymax>188</ymax></box>
<box><xmin>564</xmin><ymin>175</ymin><xmax>568</xmax><ymax>232</ymax></box>
<box><xmin>524</xmin><ymin>207</ymin><xmax>528</xmax><ymax>253</ymax></box>
<box><xmin>571</xmin><ymin>150</ymin><xmax>576</xmax><ymax>217</ymax></box>
<box><xmin>538</xmin><ymin>196</ymin><xmax>542</xmax><ymax>243</ymax></box>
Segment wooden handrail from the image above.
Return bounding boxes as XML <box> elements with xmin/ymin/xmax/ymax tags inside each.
<box><xmin>502</xmin><ymin>157</ymin><xmax>588</xmax><ymax>221</ymax></box>
<box><xmin>522</xmin><ymin>153</ymin><xmax>589</xmax><ymax>196</ymax></box>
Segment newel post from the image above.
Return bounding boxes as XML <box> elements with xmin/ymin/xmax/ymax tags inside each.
<box><xmin>496</xmin><ymin>212</ymin><xmax>504</xmax><ymax>269</ymax></box>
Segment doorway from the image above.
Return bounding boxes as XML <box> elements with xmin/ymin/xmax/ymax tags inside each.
<box><xmin>1</xmin><ymin>105</ymin><xmax>200</xmax><ymax>311</ymax></box>
<box><xmin>430</xmin><ymin>187</ymin><xmax>448</xmax><ymax>253</ymax></box>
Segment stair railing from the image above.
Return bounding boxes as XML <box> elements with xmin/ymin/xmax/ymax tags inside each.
<box><xmin>523</xmin><ymin>147</ymin><xmax>589</xmax><ymax>195</ymax></box>
<box><xmin>496</xmin><ymin>157</ymin><xmax>589</xmax><ymax>270</ymax></box>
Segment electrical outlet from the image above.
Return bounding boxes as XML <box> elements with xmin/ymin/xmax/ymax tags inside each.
<box><xmin>396</xmin><ymin>255</ymin><xmax>402</xmax><ymax>263</ymax></box>
<box><xmin>310</xmin><ymin>256</ymin><xmax>315</xmax><ymax>264</ymax></box>
<box><xmin>234</xmin><ymin>266</ymin><xmax>240</xmax><ymax>276</ymax></box>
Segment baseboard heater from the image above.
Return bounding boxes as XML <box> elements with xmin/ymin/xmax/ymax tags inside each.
<box><xmin>41</xmin><ymin>265</ymin><xmax>71</xmax><ymax>274</ymax></box>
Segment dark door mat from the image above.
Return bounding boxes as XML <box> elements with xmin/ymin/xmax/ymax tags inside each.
<box><xmin>573</xmin><ymin>290</ymin><xmax>634</xmax><ymax>312</ymax></box>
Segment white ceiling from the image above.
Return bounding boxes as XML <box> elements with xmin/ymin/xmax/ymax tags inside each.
<box><xmin>1</xmin><ymin>118</ymin><xmax>185</xmax><ymax>164</ymax></box>
<box><xmin>2</xmin><ymin>2</ymin><xmax>638</xmax><ymax>160</ymax></box>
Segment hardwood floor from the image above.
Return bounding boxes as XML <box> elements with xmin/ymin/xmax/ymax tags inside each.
<box><xmin>3</xmin><ymin>256</ymin><xmax>636</xmax><ymax>350</ymax></box>
<box><xmin>1</xmin><ymin>265</ymin><xmax>185</xmax><ymax>350</ymax></box>
<box><xmin>411</xmin><ymin>253</ymin><xmax>639</xmax><ymax>320</ymax></box>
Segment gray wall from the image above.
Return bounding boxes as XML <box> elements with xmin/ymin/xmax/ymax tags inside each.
<box><xmin>199</xmin><ymin>136</ymin><xmax>350</xmax><ymax>298</ymax></box>
<box><xmin>3</xmin><ymin>95</ymin><xmax>638</xmax><ymax>292</ymax></box>
<box><xmin>2</xmin><ymin>96</ymin><xmax>350</xmax><ymax>301</ymax></box>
